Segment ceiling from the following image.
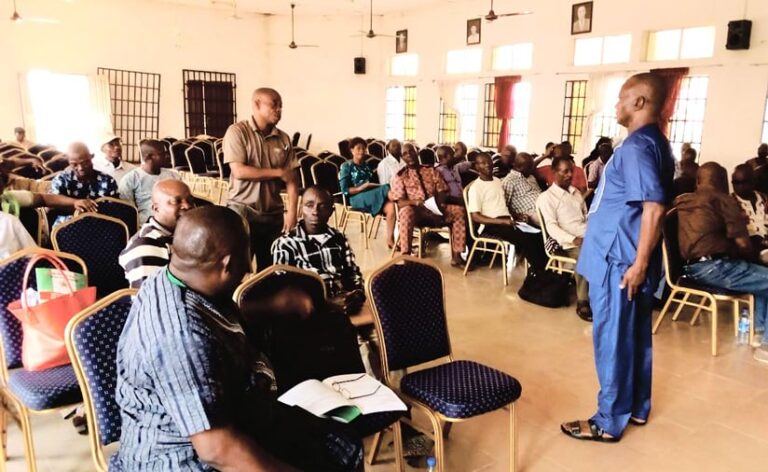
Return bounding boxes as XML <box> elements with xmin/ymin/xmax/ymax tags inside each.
<box><xmin>155</xmin><ymin>0</ymin><xmax>455</xmax><ymax>16</ymax></box>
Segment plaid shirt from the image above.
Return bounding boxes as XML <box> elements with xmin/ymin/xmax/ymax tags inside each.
<box><xmin>272</xmin><ymin>221</ymin><xmax>364</xmax><ymax>296</ymax></box>
<box><xmin>501</xmin><ymin>169</ymin><xmax>541</xmax><ymax>217</ymax></box>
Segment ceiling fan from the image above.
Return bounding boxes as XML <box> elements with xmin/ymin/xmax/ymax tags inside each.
<box><xmin>357</xmin><ymin>0</ymin><xmax>393</xmax><ymax>39</ymax></box>
<box><xmin>482</xmin><ymin>0</ymin><xmax>533</xmax><ymax>22</ymax></box>
<box><xmin>10</xmin><ymin>0</ymin><xmax>58</xmax><ymax>24</ymax></box>
<box><xmin>289</xmin><ymin>3</ymin><xmax>318</xmax><ymax>49</ymax></box>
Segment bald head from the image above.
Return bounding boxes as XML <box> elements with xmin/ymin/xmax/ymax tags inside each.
<box><xmin>171</xmin><ymin>206</ymin><xmax>250</xmax><ymax>297</ymax></box>
<box><xmin>67</xmin><ymin>142</ymin><xmax>94</xmax><ymax>180</ymax></box>
<box><xmin>252</xmin><ymin>88</ymin><xmax>283</xmax><ymax>128</ymax></box>
<box><xmin>152</xmin><ymin>179</ymin><xmax>193</xmax><ymax>229</ymax></box>
<box><xmin>697</xmin><ymin>162</ymin><xmax>728</xmax><ymax>193</ymax></box>
<box><xmin>616</xmin><ymin>73</ymin><xmax>668</xmax><ymax>131</ymax></box>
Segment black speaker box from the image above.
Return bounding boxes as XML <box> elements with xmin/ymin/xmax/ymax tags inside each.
<box><xmin>354</xmin><ymin>57</ymin><xmax>366</xmax><ymax>74</ymax></box>
<box><xmin>726</xmin><ymin>20</ymin><xmax>752</xmax><ymax>50</ymax></box>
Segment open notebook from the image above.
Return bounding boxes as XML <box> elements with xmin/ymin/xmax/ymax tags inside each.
<box><xmin>278</xmin><ymin>373</ymin><xmax>407</xmax><ymax>423</ymax></box>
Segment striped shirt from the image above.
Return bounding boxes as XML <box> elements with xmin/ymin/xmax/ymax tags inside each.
<box><xmin>118</xmin><ymin>218</ymin><xmax>173</xmax><ymax>288</ymax></box>
<box><xmin>115</xmin><ymin>269</ymin><xmax>276</xmax><ymax>471</ymax></box>
<box><xmin>272</xmin><ymin>221</ymin><xmax>364</xmax><ymax>297</ymax></box>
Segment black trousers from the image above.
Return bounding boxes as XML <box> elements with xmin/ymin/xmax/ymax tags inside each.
<box><xmin>482</xmin><ymin>224</ymin><xmax>548</xmax><ymax>273</ymax></box>
<box><xmin>241</xmin><ymin>390</ymin><xmax>363</xmax><ymax>471</ymax></box>
<box><xmin>228</xmin><ymin>203</ymin><xmax>284</xmax><ymax>271</ymax></box>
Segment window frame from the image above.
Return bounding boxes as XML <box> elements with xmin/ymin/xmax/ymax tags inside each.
<box><xmin>561</xmin><ymin>79</ymin><xmax>589</xmax><ymax>151</ymax></box>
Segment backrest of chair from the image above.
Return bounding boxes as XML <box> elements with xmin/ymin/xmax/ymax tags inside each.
<box><xmin>235</xmin><ymin>266</ymin><xmax>327</xmax><ymax>319</ymax></box>
<box><xmin>368</xmin><ymin>141</ymin><xmax>385</xmax><ymax>159</ymax></box>
<box><xmin>185</xmin><ymin>145</ymin><xmax>208</xmax><ymax>174</ymax></box>
<box><xmin>305</xmin><ymin>134</ymin><xmax>312</xmax><ymax>150</ymax></box>
<box><xmin>662</xmin><ymin>209</ymin><xmax>684</xmax><ymax>285</ymax></box>
<box><xmin>45</xmin><ymin>157</ymin><xmax>69</xmax><ymax>172</ymax></box>
<box><xmin>299</xmin><ymin>155</ymin><xmax>321</xmax><ymax>188</ymax></box>
<box><xmin>170</xmin><ymin>141</ymin><xmax>189</xmax><ymax>169</ymax></box>
<box><xmin>67</xmin><ymin>289</ymin><xmax>135</xmax><ymax>450</ymax></box>
<box><xmin>325</xmin><ymin>154</ymin><xmax>347</xmax><ymax>168</ymax></box>
<box><xmin>12</xmin><ymin>165</ymin><xmax>48</xmax><ymax>180</ymax></box>
<box><xmin>418</xmin><ymin>148</ymin><xmax>436</xmax><ymax>166</ymax></box>
<box><xmin>367</xmin><ymin>258</ymin><xmax>451</xmax><ymax>372</ymax></box>
<box><xmin>535</xmin><ymin>204</ymin><xmax>555</xmax><ymax>257</ymax></box>
<box><xmin>311</xmin><ymin>161</ymin><xmax>341</xmax><ymax>195</ymax></box>
<box><xmin>291</xmin><ymin>131</ymin><xmax>301</xmax><ymax>147</ymax></box>
<box><xmin>95</xmin><ymin>197</ymin><xmax>139</xmax><ymax>235</ymax></box>
<box><xmin>338</xmin><ymin>139</ymin><xmax>352</xmax><ymax>160</ymax></box>
<box><xmin>0</xmin><ymin>249</ymin><xmax>87</xmax><ymax>372</ymax></box>
<box><xmin>38</xmin><ymin>149</ymin><xmax>60</xmax><ymax>161</ymax></box>
<box><xmin>193</xmin><ymin>140</ymin><xmax>216</xmax><ymax>171</ymax></box>
<box><xmin>52</xmin><ymin>214</ymin><xmax>129</xmax><ymax>298</ymax></box>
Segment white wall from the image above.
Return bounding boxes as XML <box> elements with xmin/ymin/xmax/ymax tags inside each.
<box><xmin>1</xmin><ymin>0</ymin><xmax>268</xmax><ymax>150</ymax></box>
<box><xmin>4</xmin><ymin>0</ymin><xmax>768</xmax><ymax>172</ymax></box>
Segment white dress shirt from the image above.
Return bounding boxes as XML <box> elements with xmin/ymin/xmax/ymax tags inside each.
<box><xmin>0</xmin><ymin>212</ymin><xmax>36</xmax><ymax>259</ymax></box>
<box><xmin>93</xmin><ymin>156</ymin><xmax>135</xmax><ymax>184</ymax></box>
<box><xmin>536</xmin><ymin>183</ymin><xmax>587</xmax><ymax>249</ymax></box>
<box><xmin>377</xmin><ymin>154</ymin><xmax>405</xmax><ymax>186</ymax></box>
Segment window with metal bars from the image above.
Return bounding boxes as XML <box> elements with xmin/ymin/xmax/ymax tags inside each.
<box><xmin>438</xmin><ymin>99</ymin><xmax>457</xmax><ymax>144</ymax></box>
<box><xmin>182</xmin><ymin>69</ymin><xmax>237</xmax><ymax>138</ymax></box>
<box><xmin>482</xmin><ymin>82</ymin><xmax>532</xmax><ymax>150</ymax></box>
<box><xmin>97</xmin><ymin>68</ymin><xmax>161</xmax><ymax>163</ymax></box>
<box><xmin>482</xmin><ymin>83</ymin><xmax>502</xmax><ymax>148</ymax></box>
<box><xmin>384</xmin><ymin>85</ymin><xmax>417</xmax><ymax>141</ymax></box>
<box><xmin>668</xmin><ymin>76</ymin><xmax>708</xmax><ymax>157</ymax></box>
<box><xmin>561</xmin><ymin>80</ymin><xmax>589</xmax><ymax>151</ymax></box>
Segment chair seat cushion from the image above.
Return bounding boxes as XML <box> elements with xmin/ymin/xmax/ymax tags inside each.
<box><xmin>677</xmin><ymin>277</ymin><xmax>750</xmax><ymax>297</ymax></box>
<box><xmin>8</xmin><ymin>364</ymin><xmax>82</xmax><ymax>410</ymax></box>
<box><xmin>350</xmin><ymin>411</ymin><xmax>405</xmax><ymax>438</ymax></box>
<box><xmin>400</xmin><ymin>360</ymin><xmax>521</xmax><ymax>419</ymax></box>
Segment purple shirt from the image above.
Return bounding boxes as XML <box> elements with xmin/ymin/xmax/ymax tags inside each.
<box><xmin>436</xmin><ymin>164</ymin><xmax>462</xmax><ymax>199</ymax></box>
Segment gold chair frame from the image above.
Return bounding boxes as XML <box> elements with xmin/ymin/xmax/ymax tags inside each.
<box><xmin>366</xmin><ymin>256</ymin><xmax>518</xmax><ymax>472</ymax></box>
<box><xmin>0</xmin><ymin>248</ymin><xmax>90</xmax><ymax>472</ymax></box>
<box><xmin>535</xmin><ymin>205</ymin><xmax>576</xmax><ymax>275</ymax></box>
<box><xmin>93</xmin><ymin>197</ymin><xmax>139</xmax><ymax>234</ymax></box>
<box><xmin>65</xmin><ymin>288</ymin><xmax>137</xmax><ymax>472</ymax></box>
<box><xmin>51</xmin><ymin>213</ymin><xmax>129</xmax><ymax>256</ymax></box>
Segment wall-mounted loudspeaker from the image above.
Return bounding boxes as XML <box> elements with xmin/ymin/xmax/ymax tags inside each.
<box><xmin>354</xmin><ymin>57</ymin><xmax>366</xmax><ymax>74</ymax></box>
<box><xmin>726</xmin><ymin>20</ymin><xmax>752</xmax><ymax>50</ymax></box>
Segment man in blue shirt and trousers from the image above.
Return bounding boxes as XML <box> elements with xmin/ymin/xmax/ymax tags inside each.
<box><xmin>561</xmin><ymin>73</ymin><xmax>674</xmax><ymax>442</ymax></box>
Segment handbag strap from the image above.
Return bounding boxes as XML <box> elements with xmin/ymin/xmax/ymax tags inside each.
<box><xmin>20</xmin><ymin>253</ymin><xmax>77</xmax><ymax>311</ymax></box>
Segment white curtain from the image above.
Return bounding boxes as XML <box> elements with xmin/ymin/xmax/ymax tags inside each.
<box><xmin>20</xmin><ymin>70</ymin><xmax>113</xmax><ymax>152</ymax></box>
<box><xmin>579</xmin><ymin>72</ymin><xmax>628</xmax><ymax>157</ymax></box>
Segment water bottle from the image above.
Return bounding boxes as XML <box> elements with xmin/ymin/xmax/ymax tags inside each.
<box><xmin>426</xmin><ymin>456</ymin><xmax>436</xmax><ymax>472</ymax></box>
<box><xmin>737</xmin><ymin>308</ymin><xmax>749</xmax><ymax>345</ymax></box>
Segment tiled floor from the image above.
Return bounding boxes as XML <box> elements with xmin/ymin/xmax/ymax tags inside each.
<box><xmin>6</xmin><ymin>227</ymin><xmax>768</xmax><ymax>471</ymax></box>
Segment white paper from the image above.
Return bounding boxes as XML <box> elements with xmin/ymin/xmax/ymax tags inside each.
<box><xmin>424</xmin><ymin>197</ymin><xmax>443</xmax><ymax>216</ymax></box>
<box><xmin>277</xmin><ymin>379</ymin><xmax>355</xmax><ymax>418</ymax></box>
<box><xmin>516</xmin><ymin>222</ymin><xmax>541</xmax><ymax>234</ymax></box>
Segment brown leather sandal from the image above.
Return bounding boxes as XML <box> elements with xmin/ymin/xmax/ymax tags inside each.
<box><xmin>560</xmin><ymin>420</ymin><xmax>618</xmax><ymax>443</ymax></box>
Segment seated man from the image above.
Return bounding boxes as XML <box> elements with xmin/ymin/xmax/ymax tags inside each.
<box><xmin>537</xmin><ymin>156</ymin><xmax>591</xmax><ymax>321</ymax></box>
<box><xmin>434</xmin><ymin>145</ymin><xmax>464</xmax><ymax>206</ymax></box>
<box><xmin>536</xmin><ymin>143</ymin><xmax>588</xmax><ymax>193</ymax></box>
<box><xmin>116</xmin><ymin>206</ymin><xmax>364</xmax><ymax>471</ymax></box>
<box><xmin>93</xmin><ymin>135</ymin><xmax>135</xmax><ymax>184</ymax></box>
<box><xmin>494</xmin><ymin>144</ymin><xmax>517</xmax><ymax>179</ymax></box>
<box><xmin>675</xmin><ymin>162</ymin><xmax>768</xmax><ymax>363</ymax></box>
<box><xmin>9</xmin><ymin>127</ymin><xmax>34</xmax><ymax>149</ymax></box>
<box><xmin>731</xmin><ymin>163</ymin><xmax>768</xmax><ymax>262</ymax></box>
<box><xmin>468</xmin><ymin>153</ymin><xmax>547</xmax><ymax>274</ymax></box>
<box><xmin>585</xmin><ymin>141</ymin><xmax>613</xmax><ymax>190</ymax></box>
<box><xmin>119</xmin><ymin>179</ymin><xmax>194</xmax><ymax>288</ymax></box>
<box><xmin>501</xmin><ymin>151</ymin><xmax>541</xmax><ymax>225</ymax></box>
<box><xmin>119</xmin><ymin>139</ymin><xmax>179</xmax><ymax>224</ymax></box>
<box><xmin>376</xmin><ymin>138</ymin><xmax>405</xmax><ymax>186</ymax></box>
<box><xmin>672</xmin><ymin>159</ymin><xmax>699</xmax><ymax>198</ymax></box>
<box><xmin>389</xmin><ymin>143</ymin><xmax>467</xmax><ymax>267</ymax></box>
<box><xmin>746</xmin><ymin>143</ymin><xmax>768</xmax><ymax>195</ymax></box>
<box><xmin>272</xmin><ymin>186</ymin><xmax>365</xmax><ymax>315</ymax></box>
<box><xmin>50</xmin><ymin>142</ymin><xmax>118</xmax><ymax>225</ymax></box>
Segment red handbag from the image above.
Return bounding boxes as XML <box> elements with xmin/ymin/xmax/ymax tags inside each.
<box><xmin>7</xmin><ymin>253</ymin><xmax>97</xmax><ymax>371</ymax></box>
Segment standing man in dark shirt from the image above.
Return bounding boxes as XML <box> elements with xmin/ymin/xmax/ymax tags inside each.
<box><xmin>563</xmin><ymin>73</ymin><xmax>674</xmax><ymax>442</ymax></box>
<box><xmin>675</xmin><ymin>162</ymin><xmax>768</xmax><ymax>362</ymax></box>
<box><xmin>224</xmin><ymin>88</ymin><xmax>300</xmax><ymax>271</ymax></box>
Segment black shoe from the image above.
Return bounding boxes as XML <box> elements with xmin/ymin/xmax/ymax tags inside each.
<box><xmin>576</xmin><ymin>302</ymin><xmax>593</xmax><ymax>322</ymax></box>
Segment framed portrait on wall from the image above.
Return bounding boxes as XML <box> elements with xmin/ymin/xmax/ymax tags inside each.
<box><xmin>466</xmin><ymin>18</ymin><xmax>481</xmax><ymax>45</ymax></box>
<box><xmin>396</xmin><ymin>29</ymin><xmax>408</xmax><ymax>53</ymax></box>
<box><xmin>571</xmin><ymin>2</ymin><xmax>593</xmax><ymax>35</ymax></box>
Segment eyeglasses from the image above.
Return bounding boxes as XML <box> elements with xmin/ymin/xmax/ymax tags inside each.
<box><xmin>330</xmin><ymin>374</ymin><xmax>381</xmax><ymax>400</ymax></box>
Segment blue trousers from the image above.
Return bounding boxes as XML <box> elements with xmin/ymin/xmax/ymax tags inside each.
<box><xmin>683</xmin><ymin>258</ymin><xmax>768</xmax><ymax>344</ymax></box>
<box><xmin>588</xmin><ymin>262</ymin><xmax>653</xmax><ymax>438</ymax></box>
